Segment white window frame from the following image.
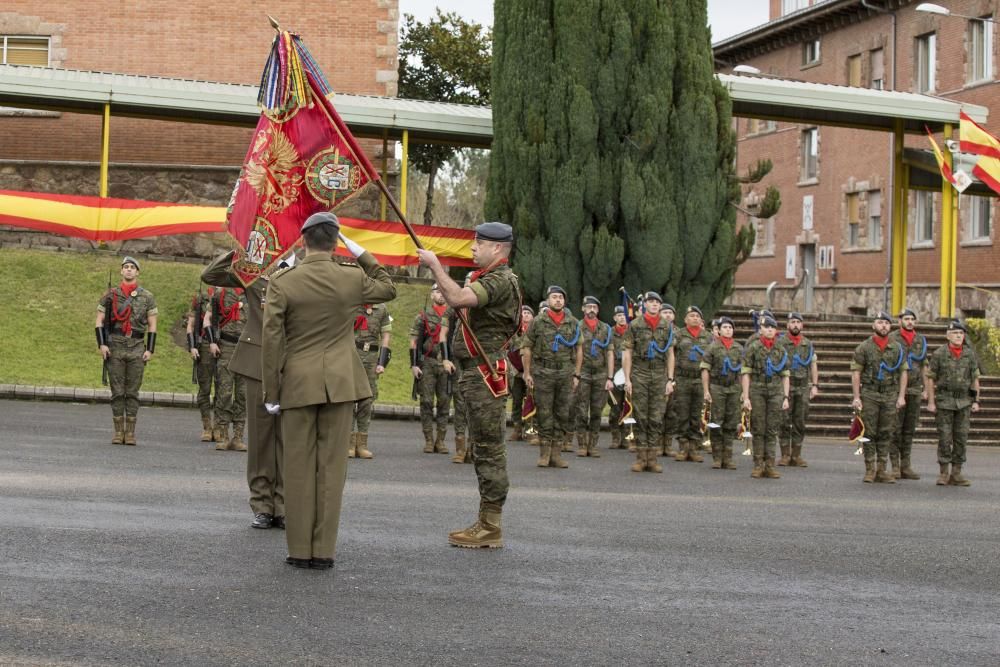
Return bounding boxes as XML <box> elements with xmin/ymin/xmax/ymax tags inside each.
<box><xmin>782</xmin><ymin>0</ymin><xmax>811</xmax><ymax>16</ymax></box>
<box><xmin>870</xmin><ymin>48</ymin><xmax>885</xmax><ymax>90</ymax></box>
<box><xmin>911</xmin><ymin>191</ymin><xmax>935</xmax><ymax>246</ymax></box>
<box><xmin>1</xmin><ymin>35</ymin><xmax>51</xmax><ymax>67</ymax></box>
<box><xmin>961</xmin><ymin>194</ymin><xmax>992</xmax><ymax>243</ymax></box>
<box><xmin>800</xmin><ymin>128</ymin><xmax>818</xmax><ymax>182</ymax></box>
<box><xmin>868</xmin><ymin>190</ymin><xmax>882</xmax><ymax>248</ymax></box>
<box><xmin>916</xmin><ymin>33</ymin><xmax>936</xmax><ymax>93</ymax></box>
<box><xmin>803</xmin><ymin>39</ymin><xmax>821</xmax><ymax>66</ymax></box>
<box><xmin>968</xmin><ymin>18</ymin><xmax>993</xmax><ymax>84</ymax></box>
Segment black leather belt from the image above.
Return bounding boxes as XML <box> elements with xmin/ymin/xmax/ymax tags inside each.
<box><xmin>220</xmin><ymin>332</ymin><xmax>240</xmax><ymax>344</ymax></box>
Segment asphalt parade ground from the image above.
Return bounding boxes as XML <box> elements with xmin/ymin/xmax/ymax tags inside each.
<box><xmin>1</xmin><ymin>399</ymin><xmax>999</xmax><ymax>666</ymax></box>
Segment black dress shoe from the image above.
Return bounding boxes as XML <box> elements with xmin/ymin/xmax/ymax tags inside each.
<box><xmin>251</xmin><ymin>513</ymin><xmax>273</xmax><ymax>529</ymax></box>
<box><xmin>271</xmin><ymin>515</ymin><xmax>285</xmax><ymax>530</ymax></box>
<box><xmin>285</xmin><ymin>556</ymin><xmax>311</xmax><ymax>569</ymax></box>
<box><xmin>309</xmin><ymin>558</ymin><xmax>334</xmax><ymax>570</ymax></box>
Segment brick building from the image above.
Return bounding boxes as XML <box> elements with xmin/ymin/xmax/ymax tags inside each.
<box><xmin>715</xmin><ymin>0</ymin><xmax>1000</xmax><ymax>320</ymax></box>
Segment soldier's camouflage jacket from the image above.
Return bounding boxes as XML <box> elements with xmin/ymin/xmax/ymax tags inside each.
<box><xmin>927</xmin><ymin>343</ymin><xmax>980</xmax><ymax>410</ymax></box>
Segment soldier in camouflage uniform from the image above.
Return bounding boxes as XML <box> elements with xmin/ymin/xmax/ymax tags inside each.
<box><xmin>350</xmin><ymin>302</ymin><xmax>392</xmax><ymax>459</ymax></box>
<box><xmin>573</xmin><ymin>296</ymin><xmax>615</xmax><ymax>457</ymax></box>
<box><xmin>207</xmin><ymin>286</ymin><xmax>248</xmax><ymax>451</ymax></box>
<box><xmin>780</xmin><ymin>312</ymin><xmax>818</xmax><ymax>467</ymax></box>
<box><xmin>659</xmin><ymin>304</ymin><xmax>678</xmax><ymax>456</ymax></box>
<box><xmin>442</xmin><ymin>272</ymin><xmax>476</xmax><ymax>463</ymax></box>
<box><xmin>522</xmin><ymin>285</ymin><xmax>579</xmax><ymax>469</ymax></box>
<box><xmin>700</xmin><ymin>316</ymin><xmax>743</xmax><ymax>470</ymax></box>
<box><xmin>186</xmin><ymin>289</ymin><xmax>218</xmax><ymax>442</ymax></box>
<box><xmin>608</xmin><ymin>306</ymin><xmax>629</xmax><ymax>449</ymax></box>
<box><xmin>926</xmin><ymin>320</ymin><xmax>981</xmax><ymax>487</ymax></box>
<box><xmin>622</xmin><ymin>292</ymin><xmax>675</xmax><ymax>473</ymax></box>
<box><xmin>410</xmin><ymin>284</ymin><xmax>450</xmax><ymax>454</ymax></box>
<box><xmin>740</xmin><ymin>315</ymin><xmax>789</xmax><ymax>479</ymax></box>
<box><xmin>95</xmin><ymin>256</ymin><xmax>158</xmax><ymax>446</ymax></box>
<box><xmin>673</xmin><ymin>306</ymin><xmax>713</xmax><ymax>463</ymax></box>
<box><xmin>887</xmin><ymin>308</ymin><xmax>928</xmax><ymax>480</ymax></box>
<box><xmin>851</xmin><ymin>311</ymin><xmax>908</xmax><ymax>484</ymax></box>
<box><xmin>508</xmin><ymin>305</ymin><xmax>535</xmax><ymax>442</ymax></box>
<box><xmin>418</xmin><ymin>222</ymin><xmax>521</xmax><ymax>548</ymax></box>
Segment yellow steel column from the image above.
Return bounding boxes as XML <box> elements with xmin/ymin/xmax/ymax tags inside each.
<box><xmin>400</xmin><ymin>130</ymin><xmax>409</xmax><ymax>218</ymax></box>
<box><xmin>380</xmin><ymin>129</ymin><xmax>388</xmax><ymax>221</ymax></box>
<box><xmin>950</xmin><ymin>168</ymin><xmax>960</xmax><ymax>317</ymax></box>
<box><xmin>939</xmin><ymin>123</ymin><xmax>955</xmax><ymax>318</ymax></box>
<box><xmin>891</xmin><ymin>120</ymin><xmax>907</xmax><ymax>314</ymax></box>
<box><xmin>99</xmin><ymin>103</ymin><xmax>111</xmax><ymax>198</ymax></box>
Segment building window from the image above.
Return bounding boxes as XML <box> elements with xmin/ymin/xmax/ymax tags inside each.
<box><xmin>1</xmin><ymin>36</ymin><xmax>50</xmax><ymax>66</ymax></box>
<box><xmin>968</xmin><ymin>18</ymin><xmax>993</xmax><ymax>84</ymax></box>
<box><xmin>868</xmin><ymin>190</ymin><xmax>882</xmax><ymax>247</ymax></box>
<box><xmin>961</xmin><ymin>194</ymin><xmax>992</xmax><ymax>242</ymax></box>
<box><xmin>870</xmin><ymin>48</ymin><xmax>885</xmax><ymax>90</ymax></box>
<box><xmin>847</xmin><ymin>54</ymin><xmax>862</xmax><ymax>86</ymax></box>
<box><xmin>747</xmin><ymin>118</ymin><xmax>777</xmax><ymax>135</ymax></box>
<box><xmin>803</xmin><ymin>39</ymin><xmax>821</xmax><ymax>66</ymax></box>
<box><xmin>916</xmin><ymin>33</ymin><xmax>936</xmax><ymax>93</ymax></box>
<box><xmin>847</xmin><ymin>193</ymin><xmax>861</xmax><ymax>246</ymax></box>
<box><xmin>782</xmin><ymin>0</ymin><xmax>811</xmax><ymax>16</ymax></box>
<box><xmin>912</xmin><ymin>191</ymin><xmax>935</xmax><ymax>245</ymax></box>
<box><xmin>801</xmin><ymin>128</ymin><xmax>818</xmax><ymax>181</ymax></box>
<box><xmin>751</xmin><ymin>216</ymin><xmax>775</xmax><ymax>255</ymax></box>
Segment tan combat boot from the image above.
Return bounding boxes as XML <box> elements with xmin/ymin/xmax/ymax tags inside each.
<box><xmin>647</xmin><ymin>448</ymin><xmax>663</xmax><ymax>473</ymax></box>
<box><xmin>200</xmin><ymin>416</ymin><xmax>213</xmax><ymax>442</ymax></box>
<box><xmin>778</xmin><ymin>444</ymin><xmax>791</xmax><ymax>467</ymax></box>
<box><xmin>527</xmin><ymin>427</ymin><xmax>541</xmax><ymax>446</ymax></box>
<box><xmin>723</xmin><ymin>444</ymin><xmax>738</xmax><ymax>470</ymax></box>
<box><xmin>627</xmin><ymin>437</ymin><xmax>637</xmax><ymax>453</ymax></box>
<box><xmin>674</xmin><ymin>440</ymin><xmax>690</xmax><ymax>462</ymax></box>
<box><xmin>763</xmin><ymin>457</ymin><xmax>781</xmax><ymax>479</ymax></box>
<box><xmin>588</xmin><ymin>432</ymin><xmax>601</xmax><ymax>458</ymax></box>
<box><xmin>630</xmin><ymin>448</ymin><xmax>644</xmax><ymax>472</ymax></box>
<box><xmin>688</xmin><ymin>440</ymin><xmax>705</xmax><ymax>463</ymax></box>
<box><xmin>348</xmin><ymin>432</ymin><xmax>358</xmax><ymax>458</ymax></box>
<box><xmin>448</xmin><ymin>505</ymin><xmax>502</xmax><ymax>548</ymax></box>
<box><xmin>536</xmin><ymin>442</ymin><xmax>552</xmax><ymax>467</ymax></box>
<box><xmin>510</xmin><ymin>424</ymin><xmax>524</xmax><ymax>442</ymax></box>
<box><xmin>434</xmin><ymin>426</ymin><xmax>449</xmax><ymax>454</ymax></box>
<box><xmin>214</xmin><ymin>422</ymin><xmax>229</xmax><ymax>450</ymax></box>
<box><xmin>863</xmin><ymin>460</ymin><xmax>876</xmax><ymax>483</ymax></box>
<box><xmin>355</xmin><ymin>432</ymin><xmax>374</xmax><ymax>459</ymax></box>
<box><xmin>452</xmin><ymin>435</ymin><xmax>467</xmax><ymax>463</ymax></box>
<box><xmin>711</xmin><ymin>442</ymin><xmax>723</xmax><ymax>469</ymax></box>
<box><xmin>875</xmin><ymin>460</ymin><xmax>896</xmax><ymax>483</ymax></box>
<box><xmin>899</xmin><ymin>456</ymin><xmax>920</xmax><ymax>480</ymax></box>
<box><xmin>112</xmin><ymin>417</ymin><xmax>125</xmax><ymax>445</ymax></box>
<box><xmin>949</xmin><ymin>464</ymin><xmax>971</xmax><ymax>487</ymax></box>
<box><xmin>549</xmin><ymin>441</ymin><xmax>569</xmax><ymax>468</ymax></box>
<box><xmin>750</xmin><ymin>457</ymin><xmax>764</xmax><ymax>478</ymax></box>
<box><xmin>423</xmin><ymin>431</ymin><xmax>435</xmax><ymax>454</ymax></box>
<box><xmin>889</xmin><ymin>451</ymin><xmax>901</xmax><ymax>479</ymax></box>
<box><xmin>936</xmin><ymin>463</ymin><xmax>950</xmax><ymax>485</ymax></box>
<box><xmin>562</xmin><ymin>432</ymin><xmax>575</xmax><ymax>452</ymax></box>
<box><xmin>791</xmin><ymin>445</ymin><xmax>808</xmax><ymax>467</ymax></box>
<box><xmin>576</xmin><ymin>431</ymin><xmax>589</xmax><ymax>457</ymax></box>
<box><xmin>228</xmin><ymin>421</ymin><xmax>247</xmax><ymax>452</ymax></box>
<box><xmin>124</xmin><ymin>417</ymin><xmax>137</xmax><ymax>446</ymax></box>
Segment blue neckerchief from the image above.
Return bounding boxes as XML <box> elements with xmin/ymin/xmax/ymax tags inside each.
<box><xmin>764</xmin><ymin>347</ymin><xmax>788</xmax><ymax>378</ymax></box>
<box><xmin>907</xmin><ymin>334</ymin><xmax>928</xmax><ymax>369</ymax></box>
<box><xmin>877</xmin><ymin>345</ymin><xmax>905</xmax><ymax>380</ymax></box>
<box><xmin>646</xmin><ymin>325</ymin><xmax>674</xmax><ymax>360</ymax></box>
<box><xmin>791</xmin><ymin>341</ymin><xmax>814</xmax><ymax>370</ymax></box>
<box><xmin>688</xmin><ymin>344</ymin><xmax>706</xmax><ymax>362</ymax></box>
<box><xmin>589</xmin><ymin>322</ymin><xmax>613</xmax><ymax>357</ymax></box>
<box><xmin>720</xmin><ymin>355</ymin><xmax>742</xmax><ymax>376</ymax></box>
<box><xmin>551</xmin><ymin>318</ymin><xmax>581</xmax><ymax>351</ymax></box>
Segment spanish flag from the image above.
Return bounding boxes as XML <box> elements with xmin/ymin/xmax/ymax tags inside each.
<box><xmin>926</xmin><ymin>128</ymin><xmax>957</xmax><ymax>187</ymax></box>
<box><xmin>959</xmin><ymin>110</ymin><xmax>1000</xmax><ymax>158</ymax></box>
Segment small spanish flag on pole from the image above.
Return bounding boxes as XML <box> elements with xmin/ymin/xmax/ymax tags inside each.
<box><xmin>926</xmin><ymin>126</ymin><xmax>957</xmax><ymax>187</ymax></box>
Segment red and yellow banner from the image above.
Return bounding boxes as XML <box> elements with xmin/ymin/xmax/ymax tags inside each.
<box><xmin>0</xmin><ymin>190</ymin><xmax>475</xmax><ymax>267</ymax></box>
<box><xmin>960</xmin><ymin>111</ymin><xmax>1000</xmax><ymax>159</ymax></box>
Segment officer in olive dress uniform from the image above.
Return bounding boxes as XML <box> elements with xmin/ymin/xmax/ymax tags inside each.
<box><xmin>95</xmin><ymin>256</ymin><xmax>157</xmax><ymax>446</ymax></box>
<box><xmin>207</xmin><ymin>284</ymin><xmax>248</xmax><ymax>451</ymax></box>
<box><xmin>186</xmin><ymin>289</ymin><xmax>218</xmax><ymax>442</ymax></box>
<box><xmin>887</xmin><ymin>308</ymin><xmax>928</xmax><ymax>480</ymax></box>
<box><xmin>508</xmin><ymin>304</ymin><xmax>535</xmax><ymax>442</ymax></box>
<box><xmin>700</xmin><ymin>316</ymin><xmax>743</xmax><ymax>470</ymax></box>
<box><xmin>418</xmin><ymin>222</ymin><xmax>520</xmax><ymax>549</ymax></box>
<box><xmin>780</xmin><ymin>312</ymin><xmax>818</xmax><ymax>467</ymax></box>
<box><xmin>740</xmin><ymin>315</ymin><xmax>790</xmax><ymax>479</ymax></box>
<box><xmin>350</xmin><ymin>300</ymin><xmax>392</xmax><ymax>459</ymax></box>
<box><xmin>608</xmin><ymin>305</ymin><xmax>629</xmax><ymax>449</ymax></box>
<box><xmin>622</xmin><ymin>291</ymin><xmax>675</xmax><ymax>473</ymax></box>
<box><xmin>851</xmin><ymin>311</ymin><xmax>908</xmax><ymax>484</ymax></box>
<box><xmin>262</xmin><ymin>212</ymin><xmax>395</xmax><ymax>569</ymax></box>
<box><xmin>410</xmin><ymin>283</ymin><xmax>451</xmax><ymax>454</ymax></box>
<box><xmin>522</xmin><ymin>285</ymin><xmax>579</xmax><ymax>469</ymax></box>
<box><xmin>573</xmin><ymin>296</ymin><xmax>615</xmax><ymax>457</ymax></box>
<box><xmin>926</xmin><ymin>320</ymin><xmax>981</xmax><ymax>487</ymax></box>
<box><xmin>673</xmin><ymin>306</ymin><xmax>713</xmax><ymax>463</ymax></box>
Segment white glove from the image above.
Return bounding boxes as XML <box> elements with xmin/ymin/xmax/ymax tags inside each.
<box><xmin>265</xmin><ymin>402</ymin><xmax>281</xmax><ymax>415</ymax></box>
<box><xmin>339</xmin><ymin>232</ymin><xmax>366</xmax><ymax>258</ymax></box>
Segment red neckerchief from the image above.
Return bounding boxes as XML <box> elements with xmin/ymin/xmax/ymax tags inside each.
<box><xmin>873</xmin><ymin>334</ymin><xmax>889</xmax><ymax>352</ymax></box>
<box><xmin>720</xmin><ymin>336</ymin><xmax>734</xmax><ymax>350</ymax></box>
<box><xmin>217</xmin><ymin>288</ymin><xmax>244</xmax><ymax>328</ymax></box>
<box><xmin>520</xmin><ymin>320</ymin><xmax>530</xmax><ymax>334</ymax></box>
<box><xmin>949</xmin><ymin>344</ymin><xmax>964</xmax><ymax>359</ymax></box>
<box><xmin>583</xmin><ymin>317</ymin><xmax>598</xmax><ymax>332</ymax></box>
<box><xmin>432</xmin><ymin>304</ymin><xmax>447</xmax><ymax>317</ymax></box>
<box><xmin>469</xmin><ymin>257</ymin><xmax>508</xmax><ymax>283</ymax></box>
<box><xmin>548</xmin><ymin>309</ymin><xmax>566</xmax><ymax>327</ymax></box>
<box><xmin>111</xmin><ymin>281</ymin><xmax>138</xmax><ymax>336</ymax></box>
<box><xmin>643</xmin><ymin>313</ymin><xmax>660</xmax><ymax>330</ymax></box>
<box><xmin>786</xmin><ymin>333</ymin><xmax>802</xmax><ymax>346</ymax></box>
<box><xmin>686</xmin><ymin>325</ymin><xmax>703</xmax><ymax>339</ymax></box>
<box><xmin>354</xmin><ymin>306</ymin><xmax>370</xmax><ymax>331</ymax></box>
<box><xmin>614</xmin><ymin>324</ymin><xmax>628</xmax><ymax>335</ymax></box>
<box><xmin>899</xmin><ymin>329</ymin><xmax>916</xmax><ymax>346</ymax></box>
<box><xmin>761</xmin><ymin>336</ymin><xmax>775</xmax><ymax>350</ymax></box>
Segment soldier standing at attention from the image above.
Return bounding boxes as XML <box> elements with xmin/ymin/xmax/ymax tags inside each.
<box><xmin>780</xmin><ymin>313</ymin><xmax>818</xmax><ymax>467</ymax></box>
<box><xmin>418</xmin><ymin>222</ymin><xmax>520</xmax><ymax>548</ymax></box>
<box><xmin>659</xmin><ymin>303</ymin><xmax>678</xmax><ymax>456</ymax></box>
<box><xmin>410</xmin><ymin>283</ymin><xmax>450</xmax><ymax>455</ymax></box>
<box><xmin>673</xmin><ymin>306</ymin><xmax>713</xmax><ymax>463</ymax></box>
<box><xmin>350</xmin><ymin>300</ymin><xmax>392</xmax><ymax>459</ymax></box>
<box><xmin>887</xmin><ymin>308</ymin><xmax>927</xmax><ymax>480</ymax></box>
<box><xmin>207</xmin><ymin>284</ymin><xmax>248</xmax><ymax>451</ymax></box>
<box><xmin>740</xmin><ymin>315</ymin><xmax>789</xmax><ymax>479</ymax></box>
<box><xmin>622</xmin><ymin>292</ymin><xmax>675</xmax><ymax>473</ymax></box>
<box><xmin>573</xmin><ymin>296</ymin><xmax>615</xmax><ymax>457</ymax></box>
<box><xmin>95</xmin><ymin>256</ymin><xmax>157</xmax><ymax>446</ymax></box>
<box><xmin>851</xmin><ymin>312</ymin><xmax>908</xmax><ymax>484</ymax></box>
<box><xmin>262</xmin><ymin>212</ymin><xmax>395</xmax><ymax>569</ymax></box>
<box><xmin>508</xmin><ymin>304</ymin><xmax>535</xmax><ymax>442</ymax></box>
<box><xmin>441</xmin><ymin>272</ymin><xmax>475</xmax><ymax>463</ymax></box>
<box><xmin>926</xmin><ymin>321</ymin><xmax>980</xmax><ymax>487</ymax></box>
<box><xmin>608</xmin><ymin>305</ymin><xmax>629</xmax><ymax>449</ymax></box>
<box><xmin>700</xmin><ymin>316</ymin><xmax>742</xmax><ymax>470</ymax></box>
<box><xmin>186</xmin><ymin>289</ymin><xmax>218</xmax><ymax>443</ymax></box>
<box><xmin>522</xmin><ymin>285</ymin><xmax>579</xmax><ymax>469</ymax></box>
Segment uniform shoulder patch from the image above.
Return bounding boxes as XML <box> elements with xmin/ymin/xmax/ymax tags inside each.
<box><xmin>270</xmin><ymin>265</ymin><xmax>297</xmax><ymax>280</ymax></box>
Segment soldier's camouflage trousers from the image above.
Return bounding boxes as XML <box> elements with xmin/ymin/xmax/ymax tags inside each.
<box><xmin>510</xmin><ymin>374</ymin><xmax>526</xmax><ymax>428</ymax></box>
<box><xmin>750</xmin><ymin>383</ymin><xmax>784</xmax><ymax>460</ymax></box>
<box><xmin>672</xmin><ymin>375</ymin><xmax>704</xmax><ymax>446</ymax></box>
<box><xmin>936</xmin><ymin>405</ymin><xmax>971</xmax><ymax>465</ymax></box>
<box><xmin>630</xmin><ymin>363</ymin><xmax>667</xmax><ymax>449</ymax></box>
<box><xmin>108</xmin><ymin>335</ymin><xmax>145</xmax><ymax>418</ymax></box>
<box><xmin>452</xmin><ymin>366</ymin><xmax>468</xmax><ymax>437</ymax></box>
<box><xmin>709</xmin><ymin>382</ymin><xmax>740</xmax><ymax>450</ymax></box>
<box><xmin>892</xmin><ymin>391</ymin><xmax>921</xmax><ymax>461</ymax></box>
<box><xmin>459</xmin><ymin>366</ymin><xmax>509</xmax><ymax>508</ymax></box>
<box><xmin>576</xmin><ymin>372</ymin><xmax>606</xmax><ymax>440</ymax></box>
<box><xmin>418</xmin><ymin>358</ymin><xmax>449</xmax><ymax>436</ymax></box>
<box><xmin>352</xmin><ymin>350</ymin><xmax>380</xmax><ymax>433</ymax></box>
<box><xmin>533</xmin><ymin>367</ymin><xmax>573</xmax><ymax>442</ymax></box>
<box><xmin>861</xmin><ymin>389</ymin><xmax>898</xmax><ymax>462</ymax></box>
<box><xmin>214</xmin><ymin>341</ymin><xmax>246</xmax><ymax>425</ymax></box>
<box><xmin>782</xmin><ymin>383</ymin><xmax>810</xmax><ymax>448</ymax></box>
<box><xmin>662</xmin><ymin>392</ymin><xmax>677</xmax><ymax>439</ymax></box>
<box><xmin>195</xmin><ymin>341</ymin><xmax>218</xmax><ymax>420</ymax></box>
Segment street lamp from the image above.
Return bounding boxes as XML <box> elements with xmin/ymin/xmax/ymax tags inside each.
<box><xmin>732</xmin><ymin>65</ymin><xmax>761</xmax><ymax>75</ymax></box>
<box><xmin>915</xmin><ymin>3</ymin><xmax>998</xmax><ymax>22</ymax></box>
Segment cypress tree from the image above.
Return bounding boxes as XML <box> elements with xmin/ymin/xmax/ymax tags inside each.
<box><xmin>487</xmin><ymin>0</ymin><xmax>749</xmax><ymax>315</ymax></box>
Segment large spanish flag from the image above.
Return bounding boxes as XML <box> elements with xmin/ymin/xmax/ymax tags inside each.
<box><xmin>960</xmin><ymin>111</ymin><xmax>1000</xmax><ymax>158</ymax></box>
<box><xmin>0</xmin><ymin>190</ymin><xmax>475</xmax><ymax>267</ymax></box>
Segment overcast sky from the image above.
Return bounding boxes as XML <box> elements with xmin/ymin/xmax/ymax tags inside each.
<box><xmin>398</xmin><ymin>0</ymin><xmax>769</xmax><ymax>42</ymax></box>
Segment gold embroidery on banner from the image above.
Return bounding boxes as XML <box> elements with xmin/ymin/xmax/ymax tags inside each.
<box><xmin>244</xmin><ymin>125</ymin><xmax>304</xmax><ymax>214</ymax></box>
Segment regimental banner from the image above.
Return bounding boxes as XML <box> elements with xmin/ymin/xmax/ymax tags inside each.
<box><xmin>0</xmin><ymin>190</ymin><xmax>475</xmax><ymax>267</ymax></box>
